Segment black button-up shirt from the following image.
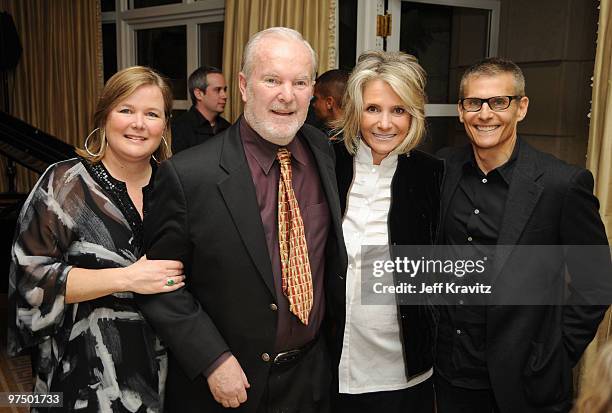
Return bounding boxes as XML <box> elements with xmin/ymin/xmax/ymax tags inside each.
<box><xmin>171</xmin><ymin>105</ymin><xmax>230</xmax><ymax>154</ymax></box>
<box><xmin>436</xmin><ymin>140</ymin><xmax>519</xmax><ymax>389</ymax></box>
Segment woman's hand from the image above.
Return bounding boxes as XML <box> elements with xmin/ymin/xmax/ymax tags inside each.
<box><xmin>123</xmin><ymin>255</ymin><xmax>185</xmax><ymax>294</ymax></box>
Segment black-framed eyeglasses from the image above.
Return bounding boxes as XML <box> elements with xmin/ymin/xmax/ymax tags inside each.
<box><xmin>459</xmin><ymin>96</ymin><xmax>523</xmax><ymax>112</ymax></box>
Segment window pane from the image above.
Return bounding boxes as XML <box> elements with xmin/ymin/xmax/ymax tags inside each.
<box><xmin>102</xmin><ymin>23</ymin><xmax>117</xmax><ymax>82</ymax></box>
<box><xmin>400</xmin><ymin>2</ymin><xmax>490</xmax><ymax>104</ymax></box>
<box><xmin>132</xmin><ymin>0</ymin><xmax>181</xmax><ymax>9</ymax></box>
<box><xmin>199</xmin><ymin>21</ymin><xmax>224</xmax><ymax>69</ymax></box>
<box><xmin>338</xmin><ymin>0</ymin><xmax>358</xmax><ymax>71</ymax></box>
<box><xmin>136</xmin><ymin>26</ymin><xmax>187</xmax><ymax>99</ymax></box>
<box><xmin>101</xmin><ymin>0</ymin><xmax>116</xmax><ymax>12</ymax></box>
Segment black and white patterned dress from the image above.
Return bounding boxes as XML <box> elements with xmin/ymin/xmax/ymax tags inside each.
<box><xmin>8</xmin><ymin>158</ymin><xmax>167</xmax><ymax>412</ymax></box>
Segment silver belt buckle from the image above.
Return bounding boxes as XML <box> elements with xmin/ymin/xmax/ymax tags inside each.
<box><xmin>273</xmin><ymin>348</ymin><xmax>301</xmax><ymax>364</ymax></box>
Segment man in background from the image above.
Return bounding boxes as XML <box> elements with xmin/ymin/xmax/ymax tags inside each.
<box><xmin>308</xmin><ymin>69</ymin><xmax>349</xmax><ymax>136</ymax></box>
<box><xmin>171</xmin><ymin>66</ymin><xmax>230</xmax><ymax>153</ymax></box>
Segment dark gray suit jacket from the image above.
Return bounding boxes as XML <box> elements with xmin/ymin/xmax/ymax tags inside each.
<box><xmin>437</xmin><ymin>138</ymin><xmax>612</xmax><ymax>413</ymax></box>
<box><xmin>137</xmin><ymin>121</ymin><xmax>347</xmax><ymax>413</ymax></box>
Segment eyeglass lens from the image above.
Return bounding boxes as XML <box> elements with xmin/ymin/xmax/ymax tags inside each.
<box><xmin>462</xmin><ymin>96</ymin><xmax>513</xmax><ymax>112</ymax></box>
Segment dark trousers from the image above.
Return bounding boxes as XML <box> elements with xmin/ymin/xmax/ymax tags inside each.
<box><xmin>333</xmin><ymin>377</ymin><xmax>434</xmax><ymax>413</ymax></box>
<box><xmin>256</xmin><ymin>337</ymin><xmax>332</xmax><ymax>413</ymax></box>
<box><xmin>435</xmin><ymin>374</ymin><xmax>500</xmax><ymax>413</ymax></box>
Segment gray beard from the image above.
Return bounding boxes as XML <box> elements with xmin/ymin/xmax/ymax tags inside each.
<box><xmin>243</xmin><ymin>106</ymin><xmax>301</xmax><ymax>146</ymax></box>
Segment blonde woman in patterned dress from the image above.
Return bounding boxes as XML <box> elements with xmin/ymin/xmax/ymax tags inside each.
<box><xmin>8</xmin><ymin>66</ymin><xmax>185</xmax><ymax>412</ymax></box>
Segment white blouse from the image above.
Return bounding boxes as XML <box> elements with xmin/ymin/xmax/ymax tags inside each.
<box><xmin>338</xmin><ymin>142</ymin><xmax>432</xmax><ymax>394</ymax></box>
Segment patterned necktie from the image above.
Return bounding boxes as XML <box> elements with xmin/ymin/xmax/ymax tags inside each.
<box><xmin>277</xmin><ymin>147</ymin><xmax>313</xmax><ymax>325</ymax></box>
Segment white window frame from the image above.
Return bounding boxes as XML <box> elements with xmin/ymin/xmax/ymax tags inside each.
<box><xmin>386</xmin><ymin>0</ymin><xmax>501</xmax><ymax>117</ymax></box>
<box><xmin>101</xmin><ymin>0</ymin><xmax>225</xmax><ymax>111</ymax></box>
<box><xmin>355</xmin><ymin>0</ymin><xmax>386</xmax><ymax>59</ymax></box>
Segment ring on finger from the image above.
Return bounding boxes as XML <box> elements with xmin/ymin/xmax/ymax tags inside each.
<box><xmin>166</xmin><ymin>278</ymin><xmax>175</xmax><ymax>286</ymax></box>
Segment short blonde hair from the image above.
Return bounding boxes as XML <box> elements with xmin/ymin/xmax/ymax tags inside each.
<box><xmin>77</xmin><ymin>66</ymin><xmax>173</xmax><ymax>163</ymax></box>
<box><xmin>335</xmin><ymin>51</ymin><xmax>427</xmax><ymax>155</ymax></box>
<box><xmin>573</xmin><ymin>341</ymin><xmax>612</xmax><ymax>413</ymax></box>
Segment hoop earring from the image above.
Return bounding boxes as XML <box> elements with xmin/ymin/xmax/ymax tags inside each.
<box><xmin>84</xmin><ymin>128</ymin><xmax>106</xmax><ymax>157</ymax></box>
<box><xmin>151</xmin><ymin>135</ymin><xmax>169</xmax><ymax>163</ymax></box>
<box><xmin>161</xmin><ymin>135</ymin><xmax>169</xmax><ymax>152</ymax></box>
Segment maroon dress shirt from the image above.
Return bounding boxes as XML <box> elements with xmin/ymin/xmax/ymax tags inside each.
<box><xmin>240</xmin><ymin>117</ymin><xmax>330</xmax><ymax>352</ymax></box>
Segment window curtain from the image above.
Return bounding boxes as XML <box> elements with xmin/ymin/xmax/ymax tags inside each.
<box><xmin>0</xmin><ymin>0</ymin><xmax>102</xmax><ymax>193</ymax></box>
<box><xmin>578</xmin><ymin>0</ymin><xmax>612</xmax><ymax>395</ymax></box>
<box><xmin>222</xmin><ymin>0</ymin><xmax>335</xmax><ymax>122</ymax></box>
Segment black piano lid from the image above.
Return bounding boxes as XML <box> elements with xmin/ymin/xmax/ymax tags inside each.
<box><xmin>0</xmin><ymin>111</ymin><xmax>75</xmax><ymax>174</ymax></box>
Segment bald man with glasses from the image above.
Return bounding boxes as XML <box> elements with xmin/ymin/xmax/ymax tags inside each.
<box><xmin>434</xmin><ymin>57</ymin><xmax>612</xmax><ymax>413</ymax></box>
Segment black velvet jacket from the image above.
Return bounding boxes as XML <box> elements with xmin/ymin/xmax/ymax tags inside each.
<box><xmin>332</xmin><ymin>142</ymin><xmax>444</xmax><ymax>378</ymax></box>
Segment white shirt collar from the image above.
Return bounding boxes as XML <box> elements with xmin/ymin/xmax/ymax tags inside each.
<box><xmin>355</xmin><ymin>140</ymin><xmax>399</xmax><ymax>168</ymax></box>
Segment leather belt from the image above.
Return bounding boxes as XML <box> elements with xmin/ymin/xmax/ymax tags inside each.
<box><xmin>272</xmin><ymin>337</ymin><xmax>318</xmax><ymax>366</ymax></box>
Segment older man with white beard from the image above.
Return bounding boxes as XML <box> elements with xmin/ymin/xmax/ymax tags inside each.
<box><xmin>137</xmin><ymin>27</ymin><xmax>347</xmax><ymax>413</ymax></box>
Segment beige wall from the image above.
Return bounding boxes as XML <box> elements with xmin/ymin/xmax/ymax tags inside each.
<box><xmin>499</xmin><ymin>0</ymin><xmax>597</xmax><ymax>167</ymax></box>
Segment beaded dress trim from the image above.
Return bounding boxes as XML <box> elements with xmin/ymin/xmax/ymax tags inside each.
<box><xmin>80</xmin><ymin>158</ymin><xmax>154</xmax><ymax>251</ymax></box>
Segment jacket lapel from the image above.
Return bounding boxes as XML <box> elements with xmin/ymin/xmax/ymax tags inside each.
<box><xmin>493</xmin><ymin>141</ymin><xmax>544</xmax><ymax>276</ymax></box>
<box><xmin>217</xmin><ymin>124</ymin><xmax>276</xmax><ymax>295</ymax></box>
<box><xmin>301</xmin><ymin>131</ymin><xmax>345</xmax><ymax>251</ymax></box>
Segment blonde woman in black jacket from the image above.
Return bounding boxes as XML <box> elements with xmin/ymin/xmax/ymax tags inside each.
<box><xmin>329</xmin><ymin>51</ymin><xmax>443</xmax><ymax>413</ymax></box>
